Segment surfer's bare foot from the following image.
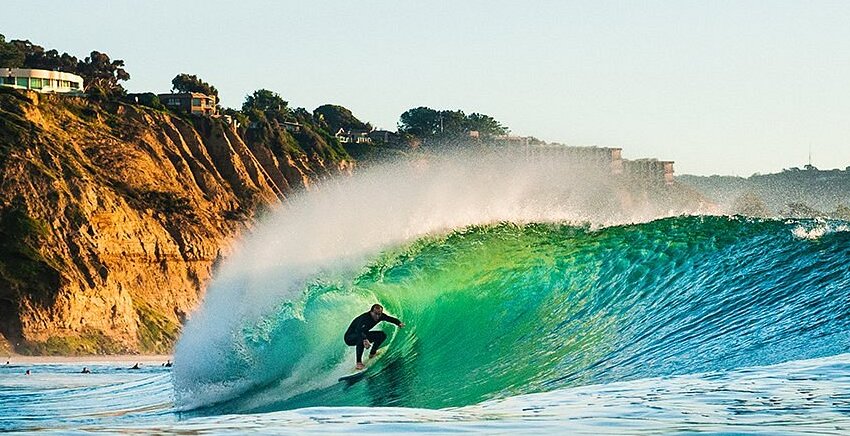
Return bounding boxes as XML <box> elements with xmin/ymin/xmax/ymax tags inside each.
<box><xmin>355</xmin><ymin>362</ymin><xmax>364</xmax><ymax>370</ymax></box>
<box><xmin>368</xmin><ymin>352</ymin><xmax>377</xmax><ymax>359</ymax></box>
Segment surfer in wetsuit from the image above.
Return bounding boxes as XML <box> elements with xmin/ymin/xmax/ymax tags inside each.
<box><xmin>344</xmin><ymin>304</ymin><xmax>404</xmax><ymax>370</ymax></box>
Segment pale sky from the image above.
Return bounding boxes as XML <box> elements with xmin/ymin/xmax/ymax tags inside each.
<box><xmin>4</xmin><ymin>1</ymin><xmax>850</xmax><ymax>175</ymax></box>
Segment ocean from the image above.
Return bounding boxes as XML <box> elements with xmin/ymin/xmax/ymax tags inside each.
<box><xmin>3</xmin><ymin>155</ymin><xmax>849</xmax><ymax>434</ymax></box>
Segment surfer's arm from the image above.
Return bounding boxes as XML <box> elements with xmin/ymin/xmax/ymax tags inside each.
<box><xmin>381</xmin><ymin>314</ymin><xmax>403</xmax><ymax>327</ymax></box>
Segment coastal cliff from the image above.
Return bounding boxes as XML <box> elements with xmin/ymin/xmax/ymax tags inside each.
<box><xmin>0</xmin><ymin>89</ymin><xmax>351</xmax><ymax>354</ymax></box>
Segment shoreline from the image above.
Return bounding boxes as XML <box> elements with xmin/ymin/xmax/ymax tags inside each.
<box><xmin>2</xmin><ymin>354</ymin><xmax>173</xmax><ymax>365</ymax></box>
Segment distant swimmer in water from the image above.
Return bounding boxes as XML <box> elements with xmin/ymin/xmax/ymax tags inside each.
<box><xmin>163</xmin><ymin>360</ymin><xmax>172</xmax><ymax>367</ymax></box>
<box><xmin>25</xmin><ymin>369</ymin><xmax>31</xmax><ymax>375</ymax></box>
<box><xmin>130</xmin><ymin>363</ymin><xmax>140</xmax><ymax>370</ymax></box>
<box><xmin>81</xmin><ymin>367</ymin><xmax>91</xmax><ymax>374</ymax></box>
<box><xmin>344</xmin><ymin>304</ymin><xmax>405</xmax><ymax>370</ymax></box>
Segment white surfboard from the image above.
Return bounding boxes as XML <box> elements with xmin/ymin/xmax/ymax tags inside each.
<box><xmin>338</xmin><ymin>349</ymin><xmax>384</xmax><ymax>382</ymax></box>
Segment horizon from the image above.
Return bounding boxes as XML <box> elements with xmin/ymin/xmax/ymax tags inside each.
<box><xmin>3</xmin><ymin>1</ymin><xmax>849</xmax><ymax>176</ymax></box>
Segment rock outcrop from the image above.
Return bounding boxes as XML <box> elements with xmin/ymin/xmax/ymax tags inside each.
<box><xmin>0</xmin><ymin>89</ymin><xmax>351</xmax><ymax>354</ymax></box>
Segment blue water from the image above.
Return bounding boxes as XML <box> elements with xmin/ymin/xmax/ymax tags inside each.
<box><xmin>3</xmin><ymin>355</ymin><xmax>850</xmax><ymax>434</ymax></box>
<box><xmin>3</xmin><ymin>217</ymin><xmax>850</xmax><ymax>434</ymax></box>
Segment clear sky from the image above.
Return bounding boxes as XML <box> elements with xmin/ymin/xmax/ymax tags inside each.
<box><xmin>4</xmin><ymin>1</ymin><xmax>850</xmax><ymax>175</ymax></box>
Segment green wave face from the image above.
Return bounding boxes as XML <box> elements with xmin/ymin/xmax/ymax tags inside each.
<box><xmin>180</xmin><ymin>216</ymin><xmax>850</xmax><ymax>414</ymax></box>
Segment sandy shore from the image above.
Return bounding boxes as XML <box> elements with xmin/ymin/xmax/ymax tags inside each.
<box><xmin>2</xmin><ymin>354</ymin><xmax>172</xmax><ymax>365</ymax></box>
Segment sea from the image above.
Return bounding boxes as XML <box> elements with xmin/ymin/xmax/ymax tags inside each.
<box><xmin>2</xmin><ymin>155</ymin><xmax>849</xmax><ymax>434</ymax></box>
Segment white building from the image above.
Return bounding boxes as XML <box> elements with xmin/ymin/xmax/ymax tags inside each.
<box><xmin>1</xmin><ymin>68</ymin><xmax>84</xmax><ymax>94</ymax></box>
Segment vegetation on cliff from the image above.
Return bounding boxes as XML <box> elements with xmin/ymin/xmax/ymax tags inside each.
<box><xmin>0</xmin><ymin>85</ymin><xmax>352</xmax><ymax>355</ymax></box>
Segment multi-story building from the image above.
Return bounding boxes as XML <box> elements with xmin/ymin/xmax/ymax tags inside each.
<box><xmin>526</xmin><ymin>144</ymin><xmax>624</xmax><ymax>175</ymax></box>
<box><xmin>1</xmin><ymin>68</ymin><xmax>84</xmax><ymax>94</ymax></box>
<box><xmin>157</xmin><ymin>92</ymin><xmax>217</xmax><ymax>115</ymax></box>
<box><xmin>623</xmin><ymin>158</ymin><xmax>675</xmax><ymax>185</ymax></box>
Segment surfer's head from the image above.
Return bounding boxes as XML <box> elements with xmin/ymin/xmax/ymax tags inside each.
<box><xmin>370</xmin><ymin>304</ymin><xmax>384</xmax><ymax>320</ymax></box>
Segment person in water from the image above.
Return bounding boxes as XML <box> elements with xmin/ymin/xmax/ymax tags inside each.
<box><xmin>81</xmin><ymin>367</ymin><xmax>91</xmax><ymax>374</ymax></box>
<box><xmin>344</xmin><ymin>304</ymin><xmax>404</xmax><ymax>370</ymax></box>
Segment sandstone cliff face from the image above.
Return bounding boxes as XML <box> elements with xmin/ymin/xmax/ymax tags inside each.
<box><xmin>0</xmin><ymin>89</ymin><xmax>351</xmax><ymax>354</ymax></box>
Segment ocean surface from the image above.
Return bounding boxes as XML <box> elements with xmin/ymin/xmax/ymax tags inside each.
<box><xmin>3</xmin><ymin>216</ymin><xmax>850</xmax><ymax>434</ymax></box>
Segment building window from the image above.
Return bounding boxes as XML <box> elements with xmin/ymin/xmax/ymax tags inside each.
<box><xmin>70</xmin><ymin>81</ymin><xmax>79</xmax><ymax>89</ymax></box>
<box><xmin>192</xmin><ymin>98</ymin><xmax>201</xmax><ymax>106</ymax></box>
<box><xmin>2</xmin><ymin>76</ymin><xmax>13</xmax><ymax>85</ymax></box>
<box><xmin>16</xmin><ymin>77</ymin><xmax>27</xmax><ymax>87</ymax></box>
<box><xmin>30</xmin><ymin>78</ymin><xmax>43</xmax><ymax>89</ymax></box>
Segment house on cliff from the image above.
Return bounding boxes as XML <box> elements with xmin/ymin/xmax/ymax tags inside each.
<box><xmin>368</xmin><ymin>129</ymin><xmax>399</xmax><ymax>144</ymax></box>
<box><xmin>157</xmin><ymin>92</ymin><xmax>217</xmax><ymax>115</ymax></box>
<box><xmin>1</xmin><ymin>68</ymin><xmax>83</xmax><ymax>94</ymax></box>
<box><xmin>335</xmin><ymin>128</ymin><xmax>372</xmax><ymax>144</ymax></box>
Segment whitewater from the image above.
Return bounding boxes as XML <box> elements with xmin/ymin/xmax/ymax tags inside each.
<box><xmin>3</xmin><ymin>150</ymin><xmax>849</xmax><ymax>434</ymax></box>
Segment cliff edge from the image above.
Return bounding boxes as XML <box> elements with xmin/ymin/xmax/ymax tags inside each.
<box><xmin>0</xmin><ymin>88</ymin><xmax>350</xmax><ymax>354</ymax></box>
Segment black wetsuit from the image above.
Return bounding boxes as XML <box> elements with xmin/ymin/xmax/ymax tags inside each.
<box><xmin>344</xmin><ymin>312</ymin><xmax>401</xmax><ymax>363</ymax></box>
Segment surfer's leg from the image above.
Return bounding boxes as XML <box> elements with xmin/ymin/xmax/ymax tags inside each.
<box><xmin>367</xmin><ymin>331</ymin><xmax>386</xmax><ymax>356</ymax></box>
<box><xmin>355</xmin><ymin>341</ymin><xmax>365</xmax><ymax>363</ymax></box>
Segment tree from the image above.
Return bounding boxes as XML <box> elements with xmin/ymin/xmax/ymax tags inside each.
<box><xmin>465</xmin><ymin>112</ymin><xmax>508</xmax><ymax>138</ymax></box>
<box><xmin>171</xmin><ymin>73</ymin><xmax>218</xmax><ymax>98</ymax></box>
<box><xmin>242</xmin><ymin>89</ymin><xmax>290</xmax><ymax>123</ymax></box>
<box><xmin>438</xmin><ymin>109</ymin><xmax>467</xmax><ymax>137</ymax></box>
<box><xmin>398</xmin><ymin>106</ymin><xmax>440</xmax><ymax>137</ymax></box>
<box><xmin>76</xmin><ymin>51</ymin><xmax>130</xmax><ymax>96</ymax></box>
<box><xmin>0</xmin><ymin>37</ymin><xmax>78</xmax><ymax>72</ymax></box>
<box><xmin>399</xmin><ymin>106</ymin><xmax>510</xmax><ymax>142</ymax></box>
<box><xmin>0</xmin><ymin>34</ymin><xmax>25</xmax><ymax>68</ymax></box>
<box><xmin>243</xmin><ymin>89</ymin><xmax>288</xmax><ymax>113</ymax></box>
<box><xmin>313</xmin><ymin>104</ymin><xmax>370</xmax><ymax>133</ymax></box>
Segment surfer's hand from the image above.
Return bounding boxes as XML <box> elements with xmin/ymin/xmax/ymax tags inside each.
<box><xmin>399</xmin><ymin>322</ymin><xmax>406</xmax><ymax>328</ymax></box>
<box><xmin>363</xmin><ymin>339</ymin><xmax>372</xmax><ymax>349</ymax></box>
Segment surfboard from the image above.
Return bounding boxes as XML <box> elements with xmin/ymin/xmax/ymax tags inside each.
<box><xmin>338</xmin><ymin>349</ymin><xmax>384</xmax><ymax>382</ymax></box>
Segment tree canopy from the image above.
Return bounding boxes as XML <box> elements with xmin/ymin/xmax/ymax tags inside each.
<box><xmin>0</xmin><ymin>35</ymin><xmax>25</xmax><ymax>68</ymax></box>
<box><xmin>313</xmin><ymin>104</ymin><xmax>371</xmax><ymax>133</ymax></box>
<box><xmin>171</xmin><ymin>73</ymin><xmax>218</xmax><ymax>98</ymax></box>
<box><xmin>398</xmin><ymin>106</ymin><xmax>508</xmax><ymax>142</ymax></box>
<box><xmin>242</xmin><ymin>89</ymin><xmax>291</xmax><ymax>123</ymax></box>
<box><xmin>398</xmin><ymin>107</ymin><xmax>441</xmax><ymax>137</ymax></box>
<box><xmin>76</xmin><ymin>51</ymin><xmax>130</xmax><ymax>95</ymax></box>
<box><xmin>0</xmin><ymin>35</ymin><xmax>78</xmax><ymax>72</ymax></box>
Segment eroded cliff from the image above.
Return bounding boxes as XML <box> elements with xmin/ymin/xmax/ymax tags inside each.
<box><xmin>0</xmin><ymin>89</ymin><xmax>351</xmax><ymax>354</ymax></box>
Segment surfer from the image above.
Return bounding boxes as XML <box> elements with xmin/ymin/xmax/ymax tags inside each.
<box><xmin>344</xmin><ymin>304</ymin><xmax>404</xmax><ymax>370</ymax></box>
